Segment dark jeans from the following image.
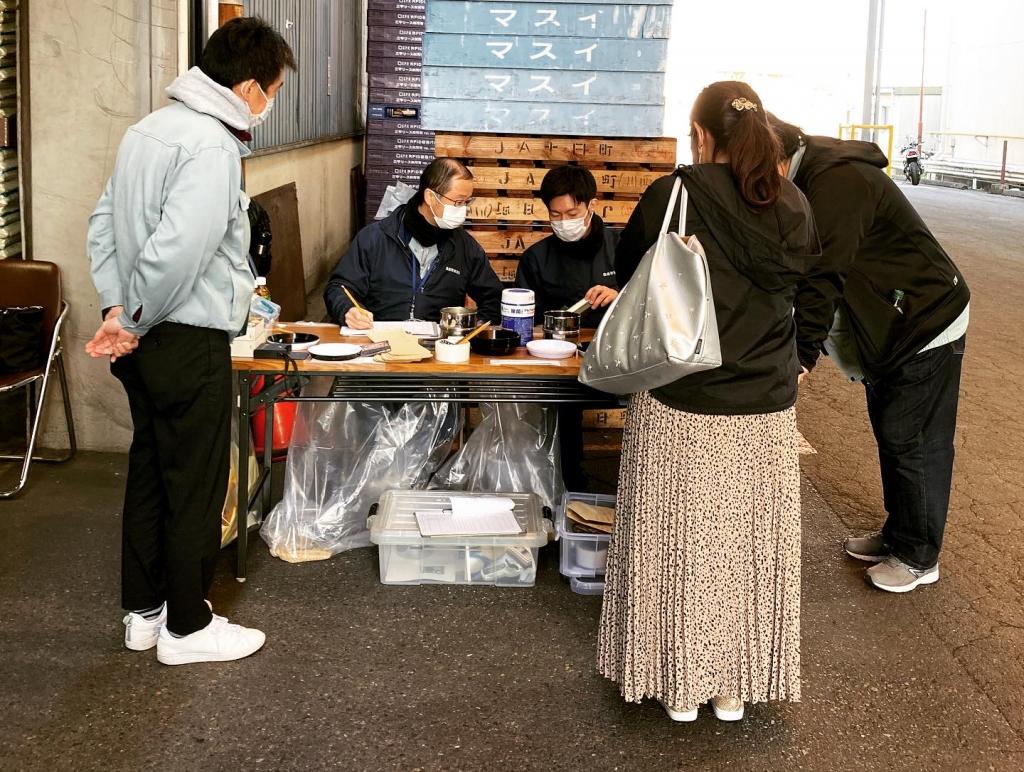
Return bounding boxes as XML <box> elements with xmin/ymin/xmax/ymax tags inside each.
<box><xmin>111</xmin><ymin>323</ymin><xmax>232</xmax><ymax>635</ymax></box>
<box><xmin>865</xmin><ymin>335</ymin><xmax>965</xmax><ymax>570</ymax></box>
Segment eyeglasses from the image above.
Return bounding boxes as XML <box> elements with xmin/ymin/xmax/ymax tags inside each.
<box><xmin>432</xmin><ymin>190</ymin><xmax>475</xmax><ymax>207</ymax></box>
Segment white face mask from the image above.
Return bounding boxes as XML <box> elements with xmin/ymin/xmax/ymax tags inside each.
<box><xmin>428</xmin><ymin>190</ymin><xmax>468</xmax><ymax>230</ymax></box>
<box><xmin>550</xmin><ymin>209</ymin><xmax>592</xmax><ymax>242</ymax></box>
<box><xmin>249</xmin><ymin>82</ymin><xmax>275</xmax><ymax>128</ymax></box>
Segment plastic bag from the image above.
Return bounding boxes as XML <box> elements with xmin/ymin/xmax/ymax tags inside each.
<box><xmin>429</xmin><ymin>403</ymin><xmax>564</xmax><ymax>510</ymax></box>
<box><xmin>221</xmin><ymin>392</ymin><xmax>260</xmax><ymax>547</ymax></box>
<box><xmin>260</xmin><ymin>379</ymin><xmax>462</xmax><ymax>562</ymax></box>
<box><xmin>375</xmin><ymin>181</ymin><xmax>417</xmax><ymax>220</ymax></box>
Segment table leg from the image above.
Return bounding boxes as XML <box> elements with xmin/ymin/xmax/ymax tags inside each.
<box><xmin>261</xmin><ymin>385</ymin><xmax>275</xmax><ymax>521</ymax></box>
<box><xmin>236</xmin><ymin>373</ymin><xmax>251</xmax><ymax>582</ymax></box>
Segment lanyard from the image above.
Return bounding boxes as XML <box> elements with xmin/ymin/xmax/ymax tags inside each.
<box><xmin>408</xmin><ymin>251</ymin><xmax>438</xmax><ymax>320</ymax></box>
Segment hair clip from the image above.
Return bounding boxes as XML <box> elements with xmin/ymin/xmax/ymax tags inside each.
<box><xmin>731</xmin><ymin>98</ymin><xmax>758</xmax><ymax>112</ymax></box>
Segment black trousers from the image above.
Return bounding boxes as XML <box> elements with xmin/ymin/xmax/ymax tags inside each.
<box><xmin>111</xmin><ymin>323</ymin><xmax>232</xmax><ymax>635</ymax></box>
<box><xmin>865</xmin><ymin>335</ymin><xmax>965</xmax><ymax>570</ymax></box>
<box><xmin>557</xmin><ymin>405</ymin><xmax>587</xmax><ymax>491</ymax></box>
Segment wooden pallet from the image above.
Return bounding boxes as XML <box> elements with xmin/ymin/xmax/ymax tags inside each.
<box><xmin>435</xmin><ymin>132</ymin><xmax>677</xmax><ymax>281</ymax></box>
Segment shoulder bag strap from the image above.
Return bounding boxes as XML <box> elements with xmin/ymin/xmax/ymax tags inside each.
<box><xmin>659</xmin><ymin>173</ymin><xmax>689</xmax><ymax>236</ymax></box>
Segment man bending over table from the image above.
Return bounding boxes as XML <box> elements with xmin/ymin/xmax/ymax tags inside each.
<box><xmin>325</xmin><ymin>158</ymin><xmax>503</xmax><ymax>327</ymax></box>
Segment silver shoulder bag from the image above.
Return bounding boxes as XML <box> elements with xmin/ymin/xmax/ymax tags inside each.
<box><xmin>579</xmin><ymin>175</ymin><xmax>721</xmax><ymax>395</ymax></box>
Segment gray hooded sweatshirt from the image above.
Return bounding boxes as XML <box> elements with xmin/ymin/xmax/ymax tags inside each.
<box><xmin>88</xmin><ymin>67</ymin><xmax>256</xmax><ymax>337</ymax></box>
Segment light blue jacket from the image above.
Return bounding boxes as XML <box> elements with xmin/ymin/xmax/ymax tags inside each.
<box><xmin>88</xmin><ymin>67</ymin><xmax>255</xmax><ymax>337</ymax></box>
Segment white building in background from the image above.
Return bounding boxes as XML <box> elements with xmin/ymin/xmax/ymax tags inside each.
<box><xmin>877</xmin><ymin>0</ymin><xmax>1024</xmax><ymax>180</ymax></box>
<box><xmin>662</xmin><ymin>0</ymin><xmax>1023</xmax><ymax>181</ymax></box>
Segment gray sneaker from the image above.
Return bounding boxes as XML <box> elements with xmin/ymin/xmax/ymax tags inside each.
<box><xmin>844</xmin><ymin>531</ymin><xmax>890</xmax><ymax>562</ymax></box>
<box><xmin>866</xmin><ymin>556</ymin><xmax>939</xmax><ymax>593</ymax></box>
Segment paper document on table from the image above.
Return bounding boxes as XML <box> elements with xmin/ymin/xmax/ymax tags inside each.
<box><xmin>342</xmin><ymin>321</ymin><xmax>441</xmax><ymax>338</ymax></box>
<box><xmin>415</xmin><ymin>509</ymin><xmax>523</xmax><ymax>537</ymax></box>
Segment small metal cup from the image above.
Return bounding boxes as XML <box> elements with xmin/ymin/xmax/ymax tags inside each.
<box><xmin>439</xmin><ymin>306</ymin><xmax>478</xmax><ymax>338</ymax></box>
<box><xmin>543</xmin><ymin>310</ymin><xmax>581</xmax><ymax>341</ymax></box>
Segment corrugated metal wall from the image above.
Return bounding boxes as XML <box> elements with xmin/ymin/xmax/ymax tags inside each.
<box><xmin>244</xmin><ymin>0</ymin><xmax>361</xmax><ymax>152</ymax></box>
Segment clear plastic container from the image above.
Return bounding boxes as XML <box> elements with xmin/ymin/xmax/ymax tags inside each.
<box><xmin>570</xmin><ymin>576</ymin><xmax>606</xmax><ymax>596</ymax></box>
<box><xmin>557</xmin><ymin>491</ymin><xmax>615</xmax><ymax>579</ymax></box>
<box><xmin>368</xmin><ymin>490</ymin><xmax>551</xmax><ymax>587</ymax></box>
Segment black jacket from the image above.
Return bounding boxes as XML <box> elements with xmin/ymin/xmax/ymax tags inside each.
<box><xmin>324</xmin><ymin>205</ymin><xmax>504</xmax><ymax>324</ymax></box>
<box><xmin>791</xmin><ymin>136</ymin><xmax>970</xmax><ymax>380</ymax></box>
<box><xmin>616</xmin><ymin>165</ymin><xmax>823</xmax><ymax>416</ymax></box>
<box><xmin>514</xmin><ymin>214</ymin><xmax>620</xmax><ymax>328</ymax></box>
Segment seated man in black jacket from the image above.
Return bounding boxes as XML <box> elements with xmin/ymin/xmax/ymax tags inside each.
<box><xmin>325</xmin><ymin>158</ymin><xmax>503</xmax><ymax>327</ymax></box>
<box><xmin>772</xmin><ymin>116</ymin><xmax>970</xmax><ymax>594</ymax></box>
<box><xmin>515</xmin><ymin>165</ymin><xmax>620</xmax><ymax>326</ymax></box>
<box><xmin>515</xmin><ymin>166</ymin><xmax>620</xmax><ymax>491</ymax></box>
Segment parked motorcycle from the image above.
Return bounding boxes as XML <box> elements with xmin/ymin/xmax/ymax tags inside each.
<box><xmin>901</xmin><ymin>142</ymin><xmax>923</xmax><ymax>185</ymax></box>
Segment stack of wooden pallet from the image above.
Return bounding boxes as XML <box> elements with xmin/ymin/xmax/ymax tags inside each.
<box><xmin>437</xmin><ymin>131</ymin><xmax>678</xmax><ymax>451</ymax></box>
<box><xmin>434</xmin><ymin>132</ymin><xmax>676</xmax><ymax>282</ymax></box>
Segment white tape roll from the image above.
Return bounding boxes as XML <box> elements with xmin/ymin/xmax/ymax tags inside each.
<box><xmin>434</xmin><ymin>340</ymin><xmax>470</xmax><ymax>363</ymax></box>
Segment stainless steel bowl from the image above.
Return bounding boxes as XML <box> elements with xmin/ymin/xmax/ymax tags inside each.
<box><xmin>543</xmin><ymin>310</ymin><xmax>581</xmax><ymax>341</ymax></box>
<box><xmin>439</xmin><ymin>306</ymin><xmax>478</xmax><ymax>338</ymax></box>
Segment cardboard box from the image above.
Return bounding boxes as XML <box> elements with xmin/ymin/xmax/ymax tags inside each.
<box><xmin>366</xmin><ymin>134</ymin><xmax>436</xmax><ymax>153</ymax></box>
<box><xmin>366</xmin><ymin>149</ymin><xmax>435</xmax><ymax>168</ymax></box>
<box><xmin>368</xmin><ymin>103</ymin><xmax>421</xmax><ymax>121</ymax></box>
<box><xmin>367</xmin><ymin>120</ymin><xmax>434</xmax><ymax>139</ymax></box>
<box><xmin>367</xmin><ymin>87</ymin><xmax>422</xmax><ymax>106</ymax></box>
<box><xmin>369</xmin><ymin>73</ymin><xmax>422</xmax><ymax>91</ymax></box>
<box><xmin>367</xmin><ymin>56</ymin><xmax>423</xmax><ymax>76</ymax></box>
<box><xmin>368</xmin><ymin>0</ymin><xmax>426</xmax><ymax>13</ymax></box>
<box><xmin>367</xmin><ymin>9</ymin><xmax>425</xmax><ymax>28</ymax></box>
<box><xmin>368</xmin><ymin>25</ymin><xmax>424</xmax><ymax>44</ymax></box>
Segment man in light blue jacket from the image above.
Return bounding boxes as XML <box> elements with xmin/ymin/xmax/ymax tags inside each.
<box><xmin>85</xmin><ymin>17</ymin><xmax>294</xmax><ymax>665</ymax></box>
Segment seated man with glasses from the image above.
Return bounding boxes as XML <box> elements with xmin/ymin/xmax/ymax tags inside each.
<box><xmin>325</xmin><ymin>158</ymin><xmax>503</xmax><ymax>328</ymax></box>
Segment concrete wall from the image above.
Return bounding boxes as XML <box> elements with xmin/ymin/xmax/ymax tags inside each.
<box><xmin>28</xmin><ymin>2</ymin><xmax>362</xmax><ymax>451</ymax></box>
<box><xmin>243</xmin><ymin>137</ymin><xmax>363</xmax><ymax>320</ymax></box>
<box><xmin>29</xmin><ymin>0</ymin><xmax>179</xmax><ymax>452</ymax></box>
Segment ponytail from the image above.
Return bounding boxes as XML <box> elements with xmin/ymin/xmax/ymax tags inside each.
<box><xmin>726</xmin><ymin>109</ymin><xmax>783</xmax><ymax>209</ymax></box>
<box><xmin>691</xmin><ymin>82</ymin><xmax>783</xmax><ymax>210</ymax></box>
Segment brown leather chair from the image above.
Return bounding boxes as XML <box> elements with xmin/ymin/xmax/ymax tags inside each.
<box><xmin>0</xmin><ymin>259</ymin><xmax>76</xmax><ymax>497</ymax></box>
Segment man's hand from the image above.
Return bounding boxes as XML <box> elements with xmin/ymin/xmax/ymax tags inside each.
<box><xmin>85</xmin><ymin>306</ymin><xmax>139</xmax><ymax>362</ymax></box>
<box><xmin>584</xmin><ymin>285</ymin><xmax>618</xmax><ymax>309</ymax></box>
<box><xmin>345</xmin><ymin>307</ymin><xmax>374</xmax><ymax>330</ymax></box>
<box><xmin>798</xmin><ymin>366</ymin><xmax>810</xmax><ymax>385</ymax></box>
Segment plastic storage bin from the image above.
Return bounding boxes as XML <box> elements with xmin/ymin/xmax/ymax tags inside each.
<box><xmin>558</xmin><ymin>491</ymin><xmax>615</xmax><ymax>595</ymax></box>
<box><xmin>569</xmin><ymin>576</ymin><xmax>606</xmax><ymax>595</ymax></box>
<box><xmin>368</xmin><ymin>490</ymin><xmax>551</xmax><ymax>587</ymax></box>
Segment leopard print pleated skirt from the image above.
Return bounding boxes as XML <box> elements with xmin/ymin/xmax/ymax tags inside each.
<box><xmin>597</xmin><ymin>391</ymin><xmax>802</xmax><ymax>707</ymax></box>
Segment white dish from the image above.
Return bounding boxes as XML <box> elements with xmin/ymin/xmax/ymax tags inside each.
<box><xmin>526</xmin><ymin>339</ymin><xmax>578</xmax><ymax>360</ymax></box>
<box><xmin>308</xmin><ymin>342</ymin><xmax>363</xmax><ymax>361</ymax></box>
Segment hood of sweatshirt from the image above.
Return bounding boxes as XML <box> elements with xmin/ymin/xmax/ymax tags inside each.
<box><xmin>678</xmin><ymin>164</ymin><xmax>822</xmax><ymax>292</ymax></box>
<box><xmin>165</xmin><ymin>66</ymin><xmax>252</xmax><ymax>131</ymax></box>
<box><xmin>794</xmin><ymin>135</ymin><xmax>889</xmax><ymax>186</ymax></box>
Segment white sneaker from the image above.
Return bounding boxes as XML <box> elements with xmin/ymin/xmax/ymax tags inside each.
<box><xmin>156</xmin><ymin>612</ymin><xmax>265</xmax><ymax>666</ymax></box>
<box><xmin>123</xmin><ymin>604</ymin><xmax>166</xmax><ymax>651</ymax></box>
<box><xmin>658</xmin><ymin>698</ymin><xmax>698</xmax><ymax>722</ymax></box>
<box><xmin>711</xmin><ymin>696</ymin><xmax>745</xmax><ymax>721</ymax></box>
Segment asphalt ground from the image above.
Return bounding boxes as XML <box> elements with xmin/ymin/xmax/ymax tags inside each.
<box><xmin>1</xmin><ymin>183</ymin><xmax>1022</xmax><ymax>771</ymax></box>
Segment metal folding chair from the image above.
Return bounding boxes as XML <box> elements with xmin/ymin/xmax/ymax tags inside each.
<box><xmin>0</xmin><ymin>259</ymin><xmax>76</xmax><ymax>497</ymax></box>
